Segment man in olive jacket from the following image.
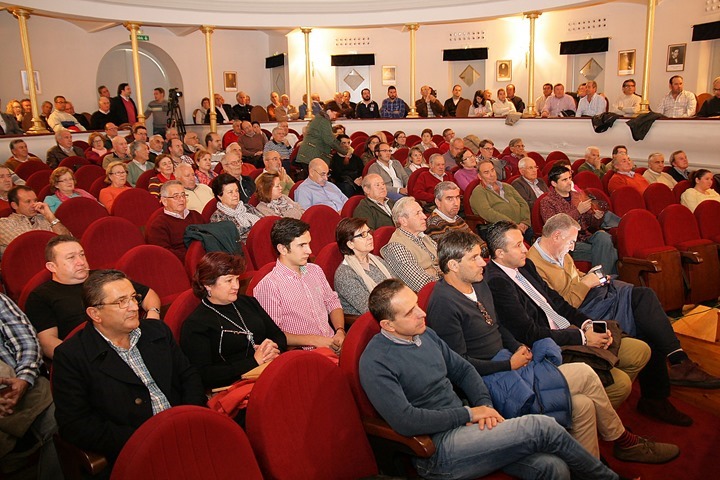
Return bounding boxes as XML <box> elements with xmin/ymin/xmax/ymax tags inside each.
<box><xmin>296</xmin><ymin>104</ymin><xmax>348</xmax><ymax>167</ymax></box>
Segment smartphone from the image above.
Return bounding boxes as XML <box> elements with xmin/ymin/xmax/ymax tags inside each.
<box><xmin>589</xmin><ymin>265</ymin><xmax>608</xmax><ymax>286</ymax></box>
<box><xmin>592</xmin><ymin>321</ymin><xmax>607</xmax><ymax>334</ymax></box>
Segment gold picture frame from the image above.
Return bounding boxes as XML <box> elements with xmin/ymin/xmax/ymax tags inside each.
<box><xmin>496</xmin><ymin>60</ymin><xmax>511</xmax><ymax>82</ymax></box>
<box><xmin>223</xmin><ymin>71</ymin><xmax>238</xmax><ymax>92</ymax></box>
<box><xmin>618</xmin><ymin>50</ymin><xmax>635</xmax><ymax>76</ymax></box>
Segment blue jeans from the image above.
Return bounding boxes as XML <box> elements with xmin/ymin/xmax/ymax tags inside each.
<box><xmin>413</xmin><ymin>414</ymin><xmax>618</xmax><ymax>480</ymax></box>
<box><xmin>571</xmin><ymin>230</ymin><xmax>618</xmax><ymax>275</ymax></box>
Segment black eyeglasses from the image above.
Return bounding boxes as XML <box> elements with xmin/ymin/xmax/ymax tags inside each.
<box><xmin>476</xmin><ymin>301</ymin><xmax>494</xmax><ymax>326</ymax></box>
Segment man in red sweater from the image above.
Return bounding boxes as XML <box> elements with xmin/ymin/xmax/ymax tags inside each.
<box><xmin>413</xmin><ymin>153</ymin><xmax>454</xmax><ymax>205</ymax></box>
<box><xmin>608</xmin><ymin>152</ymin><xmax>649</xmax><ymax>195</ymax></box>
<box><xmin>146</xmin><ymin>180</ymin><xmax>204</xmax><ymax>262</ymax></box>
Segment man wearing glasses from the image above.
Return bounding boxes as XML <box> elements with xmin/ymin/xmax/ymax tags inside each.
<box><xmin>146</xmin><ymin>180</ymin><xmax>204</xmax><ymax>262</ymax></box>
<box><xmin>611</xmin><ymin>79</ymin><xmax>642</xmax><ymax>116</ymax></box>
<box><xmin>477</xmin><ymin>138</ymin><xmax>507</xmax><ymax>182</ymax></box>
<box><xmin>52</xmin><ymin>269</ymin><xmax>205</xmax><ymax>462</ymax></box>
<box><xmin>294</xmin><ymin>158</ymin><xmax>348</xmax><ymax>212</ymax></box>
<box><xmin>696</xmin><ymin>76</ymin><xmax>720</xmax><ymax>118</ymax></box>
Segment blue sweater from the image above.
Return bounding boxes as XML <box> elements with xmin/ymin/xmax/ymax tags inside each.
<box><xmin>359</xmin><ymin>328</ymin><xmax>492</xmax><ymax>437</ymax></box>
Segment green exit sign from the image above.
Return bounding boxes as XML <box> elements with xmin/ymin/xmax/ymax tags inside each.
<box><xmin>133</xmin><ymin>34</ymin><xmax>150</xmax><ymax>41</ymax></box>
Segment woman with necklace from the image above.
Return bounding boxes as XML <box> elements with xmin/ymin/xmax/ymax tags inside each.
<box><xmin>181</xmin><ymin>252</ymin><xmax>286</xmax><ymax>390</ymax></box>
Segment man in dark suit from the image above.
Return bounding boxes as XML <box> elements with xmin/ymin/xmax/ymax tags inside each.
<box><xmin>46</xmin><ymin>130</ymin><xmax>85</xmax><ymax>168</ymax></box>
<box><xmin>206</xmin><ymin>93</ymin><xmax>235</xmax><ymax>124</ymax></box>
<box><xmin>52</xmin><ymin>269</ymin><xmax>206</xmax><ymax>462</ymax></box>
<box><xmin>511</xmin><ymin>157</ymin><xmax>548</xmax><ymax>210</ymax></box>
<box><xmin>109</xmin><ymin>83</ymin><xmax>138</xmax><ymax>126</ymax></box>
<box><xmin>483</xmin><ymin>220</ymin><xmax>694</xmax><ymax>426</ymax></box>
<box><xmin>0</xmin><ymin>97</ymin><xmax>24</xmax><ymax>135</ymax></box>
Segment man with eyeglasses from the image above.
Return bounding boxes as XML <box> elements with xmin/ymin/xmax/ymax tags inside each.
<box><xmin>611</xmin><ymin>79</ymin><xmax>641</xmax><ymax>116</ymax></box>
<box><xmin>26</xmin><ymin>235</ymin><xmax>161</xmax><ymax>359</ymax></box>
<box><xmin>500</xmin><ymin>138</ymin><xmax>526</xmax><ymax>176</ymax></box>
<box><xmin>52</xmin><ymin>269</ymin><xmax>205</xmax><ymax>462</ymax></box>
<box><xmin>477</xmin><ymin>138</ymin><xmax>506</xmax><ymax>181</ymax></box>
<box><xmin>221</xmin><ymin>148</ymin><xmax>256</xmax><ymax>202</ymax></box>
<box><xmin>294</xmin><ymin>158</ymin><xmax>347</xmax><ymax>212</ymax></box>
<box><xmin>146</xmin><ymin>180</ymin><xmax>204</xmax><ymax>262</ymax></box>
<box><xmin>697</xmin><ymin>76</ymin><xmax>720</xmax><ymax>118</ymax></box>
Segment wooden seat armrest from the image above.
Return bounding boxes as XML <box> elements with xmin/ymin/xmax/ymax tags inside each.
<box><xmin>343</xmin><ymin>313</ymin><xmax>359</xmax><ymax>326</ymax></box>
<box><xmin>362</xmin><ymin>416</ymin><xmax>436</xmax><ymax>458</ymax></box>
<box><xmin>679</xmin><ymin>250</ymin><xmax>703</xmax><ymax>264</ymax></box>
<box><xmin>620</xmin><ymin>257</ymin><xmax>662</xmax><ymax>274</ymax></box>
<box><xmin>53</xmin><ymin>433</ymin><xmax>108</xmax><ymax>477</ymax></box>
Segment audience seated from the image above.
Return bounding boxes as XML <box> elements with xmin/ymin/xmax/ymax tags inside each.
<box><xmin>146</xmin><ymin>180</ymin><xmax>205</xmax><ymax>263</ymax></box>
<box><xmin>657</xmin><ymin>75</ymin><xmax>696</xmax><ymax>118</ymax></box>
<box><xmin>697</xmin><ymin>76</ymin><xmax>720</xmax><ymax>117</ymax></box>
<box><xmin>0</xmin><ymin>165</ymin><xmax>14</xmax><ymax>210</ymax></box>
<box><xmin>237</xmin><ymin>120</ymin><xmax>266</xmax><ymax>167</ymax></box>
<box><xmin>52</xmin><ymin>269</ymin><xmax>206</xmax><ymax>463</ymax></box>
<box><xmin>210</xmin><ymin>173</ymin><xmax>263</xmax><ymax>244</ymax></box>
<box><xmin>47</xmin><ymin>95</ymin><xmax>86</xmax><ymax>133</ymax></box>
<box><xmin>0</xmin><ymin>185</ymin><xmax>70</xmax><ymax>258</ymax></box>
<box><xmin>500</xmin><ymin>138</ymin><xmax>526</xmax><ymax>176</ymax></box>
<box><xmin>147</xmin><ymin>154</ymin><xmax>176</xmax><ymax>199</ymax></box>
<box><xmin>413</xmin><ymin>153</ymin><xmax>454</xmax><ymax>204</ymax></box>
<box><xmin>470</xmin><ymin>89</ymin><xmax>493</xmax><ymax>117</ymax></box>
<box><xmin>181</xmin><ymin>252</ymin><xmax>285</xmax><ymax>390</ymax></box>
<box><xmin>262</xmin><ymin>127</ymin><xmax>293</xmax><ymax>170</ymax></box>
<box><xmin>352</xmin><ymin>173</ymin><xmax>394</xmax><ymax>230</ymax></box>
<box><xmin>5</xmin><ymin>139</ymin><xmax>41</xmax><ymax>171</ymax></box>
<box><xmin>578</xmin><ymin>146</ymin><xmax>610</xmax><ymax>178</ymax></box>
<box><xmin>512</xmin><ymin>157</ymin><xmax>548</xmax><ymax>210</ymax></box>
<box><xmin>334</xmin><ymin>218</ymin><xmax>393</xmax><ymax>315</ymax></box>
<box><xmin>84</xmin><ymin>132</ymin><xmax>110</xmax><ymax>165</ymax></box>
<box><xmin>125</xmin><ymin>140</ymin><xmax>154</xmax><ymax>187</ymax></box>
<box><xmin>415</xmin><ymin>85</ymin><xmax>445</xmax><ymax>118</ymax></box>
<box><xmin>380</xmin><ymin>197</ymin><xmax>440</xmax><ymax>292</ymax></box>
<box><xmin>668</xmin><ymin>150</ymin><xmax>691</xmax><ymax>182</ymax></box>
<box><xmin>175</xmin><ymin>163</ymin><xmax>213</xmax><ymax>213</ymax></box>
<box><xmin>294</xmin><ymin>158</ymin><xmax>348</xmax><ymax>212</ymax></box>
<box><xmin>254</xmin><ymin>172</ymin><xmax>304</xmax><ymax>219</ymax></box>
<box><xmin>611</xmin><ymin>79</ymin><xmax>641</xmax><ymax>116</ymax></box>
<box><xmin>102</xmin><ymin>135</ymin><xmax>131</xmax><ymax>168</ymax></box>
<box><xmin>231</xmin><ymin>92</ymin><xmax>252</xmax><ymax>122</ymax></box>
<box><xmin>44</xmin><ymin>166</ymin><xmax>96</xmax><ymax>213</ymax></box>
<box><xmin>541</xmin><ymin>83</ymin><xmax>576</xmax><ymax>117</ymax></box>
<box><xmin>46</xmin><ymin>130</ymin><xmax>85</xmax><ymax>169</ymax></box>
<box><xmin>575</xmin><ymin>81</ymin><xmax>606</xmax><ymax>117</ymax></box>
<box><xmin>367</xmin><ymin>141</ymin><xmax>408</xmax><ymax>201</ymax></box>
<box><xmin>450</xmin><ymin>149</ymin><xmax>477</xmax><ymax>191</ymax></box>
<box><xmin>219</xmin><ymin>149</ymin><xmax>255</xmax><ymax>203</ymax></box>
<box><xmin>329</xmin><ymin>134</ymin><xmax>363</xmax><ymax>198</ymax></box>
<box><xmin>0</xmin><ymin>98</ymin><xmax>25</xmax><ymax>135</ymax></box>
<box><xmin>680</xmin><ymin>168</ymin><xmax>720</xmax><ymax>212</ymax></box>
<box><xmin>148</xmin><ymin>134</ymin><xmax>164</xmax><ymax>163</ymax></box>
<box><xmin>193</xmin><ymin>148</ymin><xmax>217</xmax><ymax>187</ymax></box>
<box><xmin>492</xmin><ymin>88</ymin><xmax>517</xmax><ymax>117</ymax></box>
<box><xmin>99</xmin><ymin>161</ymin><xmax>132</xmax><ymax>212</ymax></box>
<box><xmin>25</xmin><ymin>235</ymin><xmax>161</xmax><ymax>359</ymax></box>
<box><xmin>425</xmin><ymin>181</ymin><xmax>474</xmax><ymax>243</ymax></box>
<box><xmin>607</xmin><ymin>151</ymin><xmax>650</xmax><ymax>195</ymax></box>
<box><xmin>254</xmin><ymin>218</ymin><xmax>345</xmax><ymax>351</ymax></box>
<box><xmin>643</xmin><ymin>152</ymin><xmax>677</xmax><ymax>188</ymax></box>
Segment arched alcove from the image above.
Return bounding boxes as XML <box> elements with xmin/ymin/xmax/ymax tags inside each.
<box><xmin>96</xmin><ymin>42</ymin><xmax>185</xmax><ymax>130</ymax></box>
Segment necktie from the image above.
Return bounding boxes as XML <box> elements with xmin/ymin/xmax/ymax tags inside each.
<box><xmin>515</xmin><ymin>271</ymin><xmax>571</xmax><ymax>329</ymax></box>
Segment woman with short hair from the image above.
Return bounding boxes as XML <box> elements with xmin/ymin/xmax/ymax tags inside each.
<box><xmin>45</xmin><ymin>167</ymin><xmax>96</xmax><ymax>213</ymax></box>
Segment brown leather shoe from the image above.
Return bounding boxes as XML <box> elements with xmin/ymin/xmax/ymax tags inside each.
<box><xmin>669</xmin><ymin>359</ymin><xmax>720</xmax><ymax>389</ymax></box>
<box><xmin>637</xmin><ymin>398</ymin><xmax>693</xmax><ymax>427</ymax></box>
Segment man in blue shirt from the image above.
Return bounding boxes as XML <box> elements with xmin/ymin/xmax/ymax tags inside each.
<box><xmin>380</xmin><ymin>86</ymin><xmax>409</xmax><ymax>118</ymax></box>
<box><xmin>294</xmin><ymin>158</ymin><xmax>348</xmax><ymax>212</ymax></box>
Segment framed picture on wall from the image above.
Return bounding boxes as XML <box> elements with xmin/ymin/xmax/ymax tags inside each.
<box><xmin>382</xmin><ymin>66</ymin><xmax>396</xmax><ymax>86</ymax></box>
<box><xmin>20</xmin><ymin>70</ymin><xmax>41</xmax><ymax>95</ymax></box>
<box><xmin>496</xmin><ymin>60</ymin><xmax>511</xmax><ymax>82</ymax></box>
<box><xmin>224</xmin><ymin>71</ymin><xmax>238</xmax><ymax>92</ymax></box>
<box><xmin>666</xmin><ymin>44</ymin><xmax>685</xmax><ymax>72</ymax></box>
<box><xmin>617</xmin><ymin>50</ymin><xmax>635</xmax><ymax>76</ymax></box>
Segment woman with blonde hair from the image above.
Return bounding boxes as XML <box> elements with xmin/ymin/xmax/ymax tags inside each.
<box><xmin>99</xmin><ymin>161</ymin><xmax>131</xmax><ymax>212</ymax></box>
<box><xmin>194</xmin><ymin>148</ymin><xmax>216</xmax><ymax>186</ymax></box>
<box><xmin>45</xmin><ymin>167</ymin><xmax>96</xmax><ymax>212</ymax></box>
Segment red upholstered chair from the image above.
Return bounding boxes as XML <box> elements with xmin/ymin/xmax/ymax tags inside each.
<box><xmin>504</xmin><ymin>174</ymin><xmax>520</xmax><ymax>185</ymax></box>
<box><xmin>570</xmin><ymin>159</ymin><xmax>584</xmax><ymax>174</ymax></box>
<box><xmin>55</xmin><ymin>197</ymin><xmax>109</xmax><ymax>237</ymax></box>
<box><xmin>1</xmin><ymin>230</ymin><xmax>57</xmax><ymax>301</ymax></box>
<box><xmin>405</xmin><ymin>134</ymin><xmax>421</xmax><ymax>147</ymax></box>
<box><xmin>245</xmin><ymin>215</ymin><xmax>281</xmax><ymax>271</ymax></box>
<box><xmin>88</xmin><ymin>177</ymin><xmax>108</xmax><ymax>200</ymax></box>
<box><xmin>115</xmin><ymin>245</ymin><xmax>191</xmax><ymax>306</ymax></box>
<box><xmin>340</xmin><ymin>194</ymin><xmax>364</xmax><ymax>218</ymax></box>
<box><xmin>74</xmin><ymin>165</ymin><xmax>106</xmax><ymax>191</ymax></box>
<box><xmin>634</xmin><ymin>167</ymin><xmax>647</xmax><ymax>175</ymax></box>
<box><xmin>438</xmin><ymin>142</ymin><xmax>450</xmax><ymax>153</ymax></box>
<box><xmin>111</xmin><ymin>406</ymin><xmax>262</xmax><ymax>480</ymax></box>
<box><xmin>417</xmin><ymin>281</ymin><xmax>437</xmax><ymax>311</ymax></box>
<box><xmin>572</xmin><ymin>171</ymin><xmax>603</xmax><ymax>191</ymax></box>
<box><xmin>162</xmin><ymin>289</ymin><xmax>200</xmax><ymax>342</ymax></box>
<box><xmin>432</xmin><ymin>134</ymin><xmax>444</xmax><ymax>145</ymax></box>
<box><xmin>694</xmin><ymin>200</ymin><xmax>720</xmax><ymax>243</ymax></box>
<box><xmin>184</xmin><ymin>241</ymin><xmax>206</xmax><ymax>281</ymax></box>
<box><xmin>81</xmin><ymin>216</ymin><xmax>145</xmax><ymax>269</ymax></box>
<box><xmin>247</xmin><ymin>262</ymin><xmax>276</xmax><ymax>297</ymax></box>
<box><xmin>526</xmin><ymin>151</ymin><xmax>545</xmax><ymax>169</ymax></box>
<box><xmin>0</xmin><ymin>207</ymin><xmax>12</xmax><ymax>218</ymax></box>
<box><xmin>72</xmin><ymin>140</ymin><xmax>90</xmax><ymax>151</ymax></box>
<box><xmin>248</xmin><ymin>168</ymin><xmax>263</xmax><ymax>180</ymax></box>
<box><xmin>288</xmin><ymin>181</ymin><xmax>301</xmax><ymax>200</ymax></box>
<box><xmin>540</xmin><ymin>160</ymin><xmax>558</xmax><ymax>178</ymax></box>
<box><xmin>672</xmin><ymin>180</ymin><xmax>691</xmax><ymax>203</ymax></box>
<box><xmin>26</xmin><ymin>169</ymin><xmax>52</xmax><ymax>195</ymax></box>
<box><xmin>406</xmin><ymin>167</ymin><xmax>429</xmax><ymax>197</ymax></box>
<box><xmin>350</xmin><ymin>131</ymin><xmax>368</xmax><ymax>141</ymax></box>
<box><xmin>313</xmin><ymin>242</ymin><xmax>343</xmax><ymax>290</ymax></box>
<box><xmin>372</xmin><ymin>226</ymin><xmax>396</xmax><ymax>256</ymax></box>
<box><xmin>601</xmin><ymin>170</ymin><xmax>615</xmax><ymax>194</ymax></box>
<box><xmin>658</xmin><ymin>204</ymin><xmax>720</xmax><ymax>304</ymax></box>
<box><xmin>463</xmin><ymin>179</ymin><xmax>487</xmax><ymax>232</ymax></box>
<box><xmin>246</xmin><ymin>351</ymin><xmax>378</xmax><ymax>480</ymax></box>
<box><xmin>15</xmin><ymin>160</ymin><xmax>50</xmax><ymax>180</ymax></box>
<box><xmin>610</xmin><ymin>186</ymin><xmax>645</xmax><ymax>217</ymax></box>
<box><xmin>18</xmin><ymin>269</ymin><xmax>52</xmax><ymax>311</ymax></box>
<box><xmin>422</xmin><ymin>147</ymin><xmax>442</xmax><ymax>163</ymax></box>
<box><xmin>361</xmin><ymin>158</ymin><xmax>377</xmax><ymax>177</ymax></box>
<box><xmin>200</xmin><ymin>198</ymin><xmax>218</xmax><ymax>223</ymax></box>
<box><xmin>58</xmin><ymin>156</ymin><xmax>91</xmax><ymax>171</ymax></box>
<box><xmin>617</xmin><ymin>209</ymin><xmax>684</xmax><ymax>312</ymax></box>
<box><xmin>301</xmin><ymin>205</ymin><xmax>342</xmax><ymax>256</ymax></box>
<box><xmin>644</xmin><ymin>183</ymin><xmax>676</xmax><ymax>216</ymax></box>
<box><xmin>392</xmin><ymin>148</ymin><xmax>409</xmax><ymax>165</ymax></box>
<box><xmin>111</xmin><ymin>188</ymin><xmax>162</xmax><ymax>229</ymax></box>
<box><xmin>531</xmin><ymin>192</ymin><xmax>549</xmax><ymax>235</ymax></box>
<box><xmin>134</xmin><ymin>169</ymin><xmax>157</xmax><ymax>191</ymax></box>
<box><xmin>247</xmin><ymin>193</ymin><xmax>259</xmax><ymax>207</ymax></box>
<box><xmin>546</xmin><ymin>151</ymin><xmax>569</xmax><ymax>163</ymax></box>
<box><xmin>38</xmin><ymin>184</ymin><xmax>52</xmax><ymax>202</ymax></box>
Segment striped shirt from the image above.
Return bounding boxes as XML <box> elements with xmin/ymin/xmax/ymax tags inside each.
<box><xmin>0</xmin><ymin>293</ymin><xmax>42</xmax><ymax>384</ymax></box>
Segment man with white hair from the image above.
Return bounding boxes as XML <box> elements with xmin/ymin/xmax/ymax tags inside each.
<box><xmin>414</xmin><ymin>154</ymin><xmax>455</xmax><ymax>205</ymax></box>
<box><xmin>275</xmin><ymin>94</ymin><xmax>299</xmax><ymax>122</ymax></box>
<box><xmin>102</xmin><ymin>135</ymin><xmax>131</xmax><ymax>168</ymax></box>
<box><xmin>380</xmin><ymin>197</ymin><xmax>440</xmax><ymax>292</ymax></box>
<box><xmin>354</xmin><ymin>173</ymin><xmax>395</xmax><ymax>230</ymax></box>
<box><xmin>232</xmin><ymin>91</ymin><xmax>252</xmax><ymax>121</ymax></box>
<box><xmin>276</xmin><ymin>121</ymin><xmax>298</xmax><ymax>147</ymax></box>
<box><xmin>263</xmin><ymin>127</ymin><xmax>293</xmax><ymax>168</ymax></box>
<box><xmin>220</xmin><ymin>149</ymin><xmax>255</xmax><ymax>203</ymax></box>
<box><xmin>46</xmin><ymin>130</ymin><xmax>85</xmax><ymax>169</ymax></box>
<box><xmin>577</xmin><ymin>146</ymin><xmax>610</xmax><ymax>179</ymax></box>
<box><xmin>512</xmin><ymin>157</ymin><xmax>549</xmax><ymax>210</ymax></box>
<box><xmin>642</xmin><ymin>153</ymin><xmax>677</xmax><ymax>189</ymax></box>
<box><xmin>126</xmin><ymin>141</ymin><xmax>154</xmax><ymax>187</ymax></box>
<box><xmin>174</xmin><ymin>163</ymin><xmax>213</xmax><ymax>213</ymax></box>
<box><xmin>262</xmin><ymin>150</ymin><xmax>294</xmax><ymax>195</ymax></box>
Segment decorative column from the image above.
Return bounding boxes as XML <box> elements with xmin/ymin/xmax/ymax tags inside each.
<box><xmin>201</xmin><ymin>25</ymin><xmax>217</xmax><ymax>132</ymax></box>
<box><xmin>124</xmin><ymin>22</ymin><xmax>146</xmax><ymax>124</ymax></box>
<box><xmin>639</xmin><ymin>0</ymin><xmax>657</xmax><ymax>113</ymax></box>
<box><xmin>301</xmin><ymin>27</ymin><xmax>314</xmax><ymax>120</ymax></box>
<box><xmin>524</xmin><ymin>11</ymin><xmax>541</xmax><ymax>117</ymax></box>
<box><xmin>406</xmin><ymin>23</ymin><xmax>420</xmax><ymax>118</ymax></box>
<box><xmin>9</xmin><ymin>8</ymin><xmax>48</xmax><ymax>134</ymax></box>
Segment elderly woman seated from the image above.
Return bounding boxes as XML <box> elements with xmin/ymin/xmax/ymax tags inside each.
<box><xmin>210</xmin><ymin>173</ymin><xmax>263</xmax><ymax>243</ymax></box>
<box><xmin>181</xmin><ymin>251</ymin><xmax>286</xmax><ymax>390</ymax></box>
<box><xmin>99</xmin><ymin>161</ymin><xmax>131</xmax><ymax>212</ymax></box>
<box><xmin>44</xmin><ymin>166</ymin><xmax>96</xmax><ymax>213</ymax></box>
<box><xmin>254</xmin><ymin>172</ymin><xmax>304</xmax><ymax>219</ymax></box>
<box><xmin>148</xmin><ymin>154</ymin><xmax>176</xmax><ymax>199</ymax></box>
<box><xmin>333</xmin><ymin>218</ymin><xmax>394</xmax><ymax>315</ymax></box>
<box><xmin>85</xmin><ymin>132</ymin><xmax>110</xmax><ymax>165</ymax></box>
